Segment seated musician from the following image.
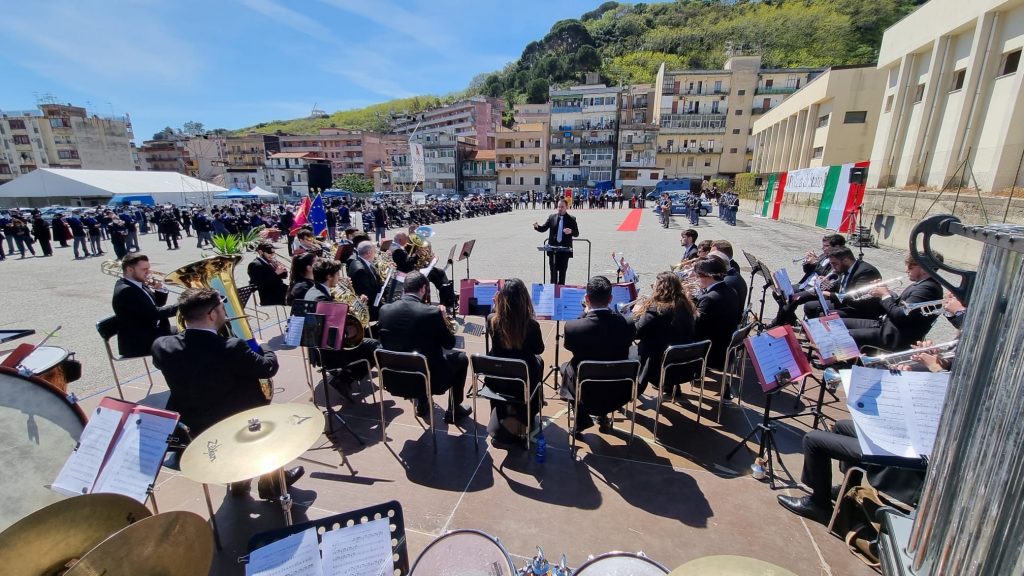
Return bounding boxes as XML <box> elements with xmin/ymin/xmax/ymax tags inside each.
<box><xmin>346</xmin><ymin>241</ymin><xmax>383</xmax><ymax>321</ymax></box>
<box><xmin>695</xmin><ymin>239</ymin><xmax>713</xmax><ymax>258</ymax></box>
<box><xmin>292</xmin><ymin>229</ymin><xmax>321</xmax><ymax>257</ymax></box>
<box><xmin>151</xmin><ymin>287</ymin><xmax>302</xmax><ymax>499</ymax></box>
<box><xmin>691</xmin><ymin>257</ymin><xmax>742</xmax><ymax>400</ymax></box>
<box><xmin>770</xmin><ymin>234</ymin><xmax>846</xmax><ymax>327</ymax></box>
<box><xmin>710</xmin><ymin>240</ymin><xmax>747</xmax><ymax>313</ymax></box>
<box><xmin>630</xmin><ymin>271</ymin><xmax>696</xmax><ymax>397</ymax></box>
<box><xmin>377</xmin><ymin>271</ymin><xmax>471</xmax><ymax>423</ymax></box>
<box><xmin>392</xmin><ymin>232</ymin><xmax>457</xmax><ymax>313</ymax></box>
<box><xmin>285</xmin><ymin>252</ymin><xmax>317</xmax><ymax>318</ymax></box>
<box><xmin>111</xmin><ymin>253</ymin><xmax>178</xmax><ymax>358</ymax></box>
<box><xmin>247</xmin><ymin>241</ymin><xmax>288</xmax><ymax>306</ymax></box>
<box><xmin>560</xmin><ymin>276</ymin><xmax>636</xmax><ymax>436</ymax></box>
<box><xmin>302</xmin><ymin>259</ymin><xmax>379</xmax><ymax>391</ymax></box>
<box><xmin>485</xmin><ymin>278</ymin><xmax>545</xmax><ymax>445</ymax></box>
<box><xmin>680</xmin><ymin>229</ymin><xmax>698</xmax><ymax>261</ymax></box>
<box><xmin>804</xmin><ymin>247</ymin><xmax>882</xmax><ymax>320</ymax></box>
<box><xmin>843</xmin><ymin>253</ymin><xmax>945</xmax><ymax>351</ymax></box>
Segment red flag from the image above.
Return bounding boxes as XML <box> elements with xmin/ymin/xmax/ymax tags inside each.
<box><xmin>290</xmin><ymin>197</ymin><xmax>311</xmax><ymax>233</ymax></box>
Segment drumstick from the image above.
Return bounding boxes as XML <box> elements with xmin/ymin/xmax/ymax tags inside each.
<box><xmin>34</xmin><ymin>325</ymin><xmax>62</xmax><ymax>349</ymax></box>
<box><xmin>15</xmin><ymin>325</ymin><xmax>62</xmax><ymax>373</ymax></box>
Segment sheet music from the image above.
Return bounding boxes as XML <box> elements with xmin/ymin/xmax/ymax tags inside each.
<box><xmin>472</xmin><ymin>283</ymin><xmax>499</xmax><ymax>306</ymax></box>
<box><xmin>847</xmin><ymin>367</ymin><xmax>918</xmax><ymax>458</ymax></box>
<box><xmin>799</xmin><ymin>271</ymin><xmax>818</xmax><ymax>291</ymax></box>
<box><xmin>321</xmin><ymin>518</ymin><xmax>393</xmax><ymax>576</ymax></box>
<box><xmin>374</xmin><ymin>269</ymin><xmax>393</xmax><ymax>308</ymax></box>
<box><xmin>554</xmin><ymin>288</ymin><xmax>586</xmax><ymax>321</ymax></box>
<box><xmin>284</xmin><ymin>316</ymin><xmax>305</xmax><ymax>347</ymax></box>
<box><xmin>823</xmin><ymin>317</ymin><xmax>860</xmax><ymax>360</ymax></box>
<box><xmin>747</xmin><ymin>332</ymin><xmax>802</xmax><ymax>387</ymax></box>
<box><xmin>52</xmin><ymin>406</ymin><xmax>123</xmax><ymax>496</ymax></box>
<box><xmin>609</xmin><ymin>285</ymin><xmax>632</xmax><ymax>312</ymax></box>
<box><xmin>419</xmin><ymin>257</ymin><xmax>438</xmax><ymax>276</ymax></box>
<box><xmin>899</xmin><ymin>371</ymin><xmax>950</xmax><ymax>457</ymax></box>
<box><xmin>531</xmin><ymin>283</ymin><xmax>555</xmax><ymax>317</ymax></box>
<box><xmin>774</xmin><ymin>269</ymin><xmax>795</xmax><ymax>300</ymax></box>
<box><xmin>93</xmin><ymin>411</ymin><xmax>177</xmax><ymax>502</ymax></box>
<box><xmin>246</xmin><ymin>527</ymin><xmax>324</xmax><ymax>576</ymax></box>
<box><xmin>814</xmin><ymin>276</ymin><xmax>831</xmax><ymax>315</ymax></box>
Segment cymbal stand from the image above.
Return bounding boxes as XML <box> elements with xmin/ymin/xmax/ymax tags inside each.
<box><xmin>277</xmin><ymin>466</ymin><xmax>294</xmax><ymax>525</ymax></box>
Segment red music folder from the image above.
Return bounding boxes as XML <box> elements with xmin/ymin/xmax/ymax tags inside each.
<box><xmin>743</xmin><ymin>326</ymin><xmax>812</xmax><ymax>392</ymax></box>
<box><xmin>315</xmin><ymin>301</ymin><xmax>348</xmax><ymax>350</ymax></box>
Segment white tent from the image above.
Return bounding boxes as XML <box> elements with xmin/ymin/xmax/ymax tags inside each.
<box><xmin>0</xmin><ymin>169</ymin><xmax>227</xmax><ymax>208</ymax></box>
<box><xmin>248</xmin><ymin>186</ymin><xmax>278</xmax><ymax>200</ymax></box>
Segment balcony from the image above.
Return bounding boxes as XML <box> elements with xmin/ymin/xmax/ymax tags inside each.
<box><xmin>463</xmin><ymin>170</ymin><xmax>496</xmax><ymax>178</ymax></box>
<box><xmin>551</xmin><ymin>105</ymin><xmax>583</xmax><ymax>114</ymax></box>
<box><xmin>580</xmin><ymin>139</ymin><xmax>615</xmax><ymax>149</ymax></box>
<box><xmin>755</xmin><ymin>86</ymin><xmax>798</xmax><ymax>95</ymax></box>
<box><xmin>659</xmin><ymin>116</ymin><xmax>727</xmax><ymax>134</ymax></box>
<box><xmin>551</xmin><ymin>120</ymin><xmax>617</xmax><ymax>133</ymax></box>
<box><xmin>550</xmin><ymin>160</ymin><xmax>581</xmax><ymax>167</ymax></box>
<box><xmin>751</xmin><ymin>107</ymin><xmax>769</xmax><ymax>115</ymax></box>
<box><xmin>657</xmin><ymin>146</ymin><xmax>722</xmax><ymax>155</ymax></box>
<box><xmin>618</xmin><ymin>159</ymin><xmax>657</xmax><ymax>168</ymax></box>
<box><xmin>497</xmin><ymin>162</ymin><xmax>543</xmax><ymax>170</ymax></box>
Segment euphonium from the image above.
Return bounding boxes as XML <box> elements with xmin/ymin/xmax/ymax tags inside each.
<box><xmin>373</xmin><ymin>248</ymin><xmax>396</xmax><ymax>281</ymax></box>
<box><xmin>329</xmin><ymin>278</ymin><xmax>369</xmax><ymax>350</ymax></box>
<box><xmin>164</xmin><ymin>255</ymin><xmax>274</xmax><ymax>400</ymax></box>
<box><xmin>407</xmin><ymin>233</ymin><xmax>436</xmax><ymax>269</ymax></box>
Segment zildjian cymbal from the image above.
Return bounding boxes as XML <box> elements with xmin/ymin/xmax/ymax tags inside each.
<box><xmin>668</xmin><ymin>555</ymin><xmax>799</xmax><ymax>576</ymax></box>
<box><xmin>64</xmin><ymin>511</ymin><xmax>213</xmax><ymax>576</ymax></box>
<box><xmin>180</xmin><ymin>403</ymin><xmax>324</xmax><ymax>485</ymax></box>
<box><xmin>0</xmin><ymin>493</ymin><xmax>152</xmax><ymax>576</ymax></box>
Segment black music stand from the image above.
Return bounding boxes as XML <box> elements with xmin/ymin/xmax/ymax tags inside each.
<box><xmin>299</xmin><ymin>303</ymin><xmax>364</xmax><ymax>445</ymax></box>
<box><xmin>0</xmin><ymin>329</ymin><xmax>34</xmax><ymax>344</ymax></box>
<box><xmin>458</xmin><ymin>240</ymin><xmax>476</xmax><ymax>281</ymax></box>
<box><xmin>445</xmin><ymin>244</ymin><xmax>457</xmax><ymax>280</ymax></box>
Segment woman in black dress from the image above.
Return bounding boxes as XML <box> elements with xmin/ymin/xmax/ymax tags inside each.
<box><xmin>631</xmin><ymin>271</ymin><xmax>697</xmax><ymax>396</ymax></box>
<box><xmin>285</xmin><ymin>252</ymin><xmax>317</xmax><ymax>318</ymax></box>
<box><xmin>486</xmin><ymin>278</ymin><xmax>545</xmax><ymax>445</ymax></box>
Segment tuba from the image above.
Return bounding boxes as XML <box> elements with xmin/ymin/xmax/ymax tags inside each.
<box><xmin>163</xmin><ymin>255</ymin><xmax>274</xmax><ymax>400</ymax></box>
<box><xmin>407</xmin><ymin>233</ymin><xmax>436</xmax><ymax>269</ymax></box>
<box><xmin>329</xmin><ymin>278</ymin><xmax>370</xmax><ymax>350</ymax></box>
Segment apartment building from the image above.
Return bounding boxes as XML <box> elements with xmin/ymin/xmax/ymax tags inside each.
<box><xmin>616</xmin><ymin>83</ymin><xmax>664</xmax><ymax>192</ymax></box>
<box><xmin>0</xmin><ymin>103</ymin><xmax>134</xmax><ymax>185</ymax></box>
<box><xmin>658</xmin><ymin>55</ymin><xmax>824</xmax><ymax>180</ymax></box>
<box><xmin>462</xmin><ymin>149</ymin><xmax>497</xmax><ymax>195</ymax></box>
<box><xmin>223</xmin><ymin>133</ymin><xmax>280</xmax><ymax>190</ymax></box>
<box><xmin>138</xmin><ymin>139</ymin><xmax>193</xmax><ymax>174</ymax></box>
<box><xmin>390</xmin><ymin>96</ymin><xmax>504</xmax><ymax>149</ymax></box>
<box><xmin>867</xmin><ymin>0</ymin><xmax>1024</xmax><ymax>193</ymax></box>
<box><xmin>261</xmin><ymin>152</ymin><xmax>328</xmax><ymax>198</ymax></box>
<box><xmin>183</xmin><ymin>137</ymin><xmax>227</xmax><ymax>181</ymax></box>
<box><xmin>278</xmin><ymin>129</ymin><xmax>388</xmax><ymax>180</ymax></box>
<box><xmin>752</xmin><ymin>65</ymin><xmax>886</xmax><ymax>173</ymax></box>
<box><xmin>549</xmin><ymin>82</ymin><xmax>621</xmax><ymax>190</ymax></box>
<box><xmin>496</xmin><ymin>122</ymin><xmax>548</xmax><ymax>194</ymax></box>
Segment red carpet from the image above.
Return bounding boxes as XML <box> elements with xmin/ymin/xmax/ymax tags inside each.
<box><xmin>616</xmin><ymin>208</ymin><xmax>644</xmax><ymax>231</ymax></box>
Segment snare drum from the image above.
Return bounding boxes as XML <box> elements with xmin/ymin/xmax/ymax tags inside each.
<box><xmin>0</xmin><ymin>345</ymin><xmax>73</xmax><ymax>392</ymax></box>
<box><xmin>574</xmin><ymin>552</ymin><xmax>669</xmax><ymax>575</ymax></box>
<box><xmin>411</xmin><ymin>529</ymin><xmax>516</xmax><ymax>576</ymax></box>
<box><xmin>0</xmin><ymin>367</ymin><xmax>87</xmax><ymax>531</ymax></box>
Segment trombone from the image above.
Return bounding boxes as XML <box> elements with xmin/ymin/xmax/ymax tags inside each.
<box><xmin>99</xmin><ymin>259</ymin><xmax>184</xmax><ymax>294</ymax></box>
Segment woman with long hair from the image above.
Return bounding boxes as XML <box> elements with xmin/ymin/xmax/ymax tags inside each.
<box><xmin>632</xmin><ymin>271</ymin><xmax>697</xmax><ymax>396</ymax></box>
<box><xmin>286</xmin><ymin>252</ymin><xmax>317</xmax><ymax>316</ymax></box>
<box><xmin>486</xmin><ymin>278</ymin><xmax>545</xmax><ymax>445</ymax></box>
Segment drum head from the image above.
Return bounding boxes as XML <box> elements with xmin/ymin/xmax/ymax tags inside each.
<box><xmin>20</xmin><ymin>346</ymin><xmax>70</xmax><ymax>373</ymax></box>
<box><xmin>0</xmin><ymin>368</ymin><xmax>86</xmax><ymax>531</ymax></box>
<box><xmin>411</xmin><ymin>529</ymin><xmax>516</xmax><ymax>576</ymax></box>
<box><xmin>575</xmin><ymin>552</ymin><xmax>669</xmax><ymax>575</ymax></box>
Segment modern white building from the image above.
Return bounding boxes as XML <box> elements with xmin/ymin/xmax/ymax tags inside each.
<box><xmin>867</xmin><ymin>0</ymin><xmax>1024</xmax><ymax>193</ymax></box>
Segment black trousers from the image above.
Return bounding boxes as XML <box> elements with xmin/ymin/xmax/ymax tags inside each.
<box><xmin>315</xmin><ymin>338</ymin><xmax>380</xmax><ymax>380</ymax></box>
<box><xmin>548</xmin><ymin>251</ymin><xmax>570</xmax><ymax>285</ymax></box>
<box><xmin>772</xmin><ymin>289</ymin><xmax>818</xmax><ymax>325</ymax></box>
<box><xmin>38</xmin><ymin>238</ymin><xmax>52</xmax><ymax>256</ymax></box>
<box><xmin>431</xmin><ymin>350</ymin><xmax>468</xmax><ymax>407</ymax></box>
<box><xmin>802</xmin><ymin>419</ymin><xmax>862</xmax><ymax>505</ymax></box>
<box><xmin>842</xmin><ymin>317</ymin><xmax>887</xmax><ymax>350</ymax></box>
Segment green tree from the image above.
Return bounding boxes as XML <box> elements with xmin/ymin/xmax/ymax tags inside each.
<box><xmin>574</xmin><ymin>45</ymin><xmax>602</xmax><ymax>72</ymax></box>
<box><xmin>526</xmin><ymin>78</ymin><xmax>550</xmax><ymax>104</ymax></box>
<box><xmin>182</xmin><ymin>121</ymin><xmax>206</xmax><ymax>136</ymax></box>
<box><xmin>333</xmin><ymin>174</ymin><xmax>374</xmax><ymax>194</ymax></box>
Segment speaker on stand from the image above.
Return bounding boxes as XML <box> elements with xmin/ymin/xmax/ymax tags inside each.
<box><xmin>307</xmin><ymin>163</ymin><xmax>333</xmax><ymax>196</ymax></box>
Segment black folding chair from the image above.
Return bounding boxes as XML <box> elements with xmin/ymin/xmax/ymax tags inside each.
<box><xmin>652</xmin><ymin>340</ymin><xmax>711</xmax><ymax>437</ymax></box>
<box><xmin>723</xmin><ymin>322</ymin><xmax>758</xmax><ymax>421</ymax></box>
<box><xmin>469</xmin><ymin>354</ymin><xmax>541</xmax><ymax>450</ymax></box>
<box><xmin>570</xmin><ymin>359</ymin><xmax>642</xmax><ymax>452</ymax></box>
<box><xmin>374</xmin><ymin>349</ymin><xmax>435</xmax><ymax>449</ymax></box>
<box><xmin>95</xmin><ymin>315</ymin><xmax>156</xmax><ymax>399</ymax></box>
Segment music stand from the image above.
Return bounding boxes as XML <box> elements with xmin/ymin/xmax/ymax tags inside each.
<box><xmin>727</xmin><ymin>369</ymin><xmax>792</xmax><ymax>489</ymax></box>
<box><xmin>445</xmin><ymin>244</ymin><xmax>458</xmax><ymax>280</ymax></box>
<box><xmin>458</xmin><ymin>239</ymin><xmax>475</xmax><ymax>281</ymax></box>
<box><xmin>299</xmin><ymin>302</ymin><xmax>364</xmax><ymax>445</ymax></box>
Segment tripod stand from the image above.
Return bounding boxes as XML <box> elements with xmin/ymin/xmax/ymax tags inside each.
<box><xmin>727</xmin><ymin>370</ymin><xmax>792</xmax><ymax>489</ymax></box>
<box><xmin>541</xmin><ymin>320</ymin><xmax>563</xmax><ymax>393</ymax></box>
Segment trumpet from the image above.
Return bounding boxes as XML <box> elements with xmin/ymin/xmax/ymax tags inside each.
<box><xmin>672</xmin><ymin>256</ymin><xmax>699</xmax><ymax>273</ymax></box>
<box><xmin>839</xmin><ymin>277</ymin><xmax>904</xmax><ymax>300</ymax></box>
<box><xmin>861</xmin><ymin>340</ymin><xmax>958</xmax><ymax>369</ymax></box>
<box><xmin>901</xmin><ymin>299</ymin><xmax>946</xmax><ymax>316</ymax></box>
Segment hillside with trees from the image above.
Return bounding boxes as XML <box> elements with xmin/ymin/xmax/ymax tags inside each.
<box><xmin>234</xmin><ymin>0</ymin><xmax>923</xmax><ymax>135</ymax></box>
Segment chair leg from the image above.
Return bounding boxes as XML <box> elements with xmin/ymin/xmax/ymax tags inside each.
<box><xmin>106</xmin><ymin>355</ymin><xmax>125</xmax><ymax>400</ymax></box>
<box><xmin>697</xmin><ymin>375</ymin><xmax>706</xmax><ymax>425</ymax></box>
<box><xmin>429</xmin><ymin>399</ymin><xmax>436</xmax><ymax>453</ymax></box>
<box><xmin>275</xmin><ymin>306</ymin><xmax>285</xmax><ymax>336</ymax></box>
<box><xmin>653</xmin><ymin>385</ymin><xmax>663</xmax><ymax>440</ymax></box>
<box><xmin>471</xmin><ymin>380</ymin><xmax>478</xmax><ymax>452</ymax></box>
<box><xmin>628</xmin><ymin>392</ymin><xmax>637</xmax><ymax>447</ymax></box>
<box><xmin>378</xmin><ymin>389</ymin><xmax>387</xmax><ymax>443</ymax></box>
<box><xmin>201</xmin><ymin>483</ymin><xmax>223</xmax><ymax>550</ymax></box>
<box><xmin>142</xmin><ymin>358</ymin><xmax>156</xmax><ymax>397</ymax></box>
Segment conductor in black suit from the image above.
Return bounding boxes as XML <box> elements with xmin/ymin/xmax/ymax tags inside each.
<box><xmin>843</xmin><ymin>254</ymin><xmax>945</xmax><ymax>351</ymax></box>
<box><xmin>560</xmin><ymin>276</ymin><xmax>636</xmax><ymax>435</ymax></box>
<box><xmin>346</xmin><ymin>240</ymin><xmax>383</xmax><ymax>321</ymax></box>
<box><xmin>377</xmin><ymin>271</ymin><xmax>471</xmax><ymax>423</ymax></box>
<box><xmin>111</xmin><ymin>253</ymin><xmax>178</xmax><ymax>358</ymax></box>
<box><xmin>247</xmin><ymin>241</ymin><xmax>288</xmax><ymax>306</ymax></box>
<box><xmin>151</xmin><ymin>287</ymin><xmax>302</xmax><ymax>499</ymax></box>
<box><xmin>533</xmin><ymin>199</ymin><xmax>579</xmax><ymax>285</ymax></box>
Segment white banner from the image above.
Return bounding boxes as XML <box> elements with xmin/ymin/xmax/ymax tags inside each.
<box><xmin>410</xmin><ymin>142</ymin><xmax>425</xmax><ymax>182</ymax></box>
<box><xmin>785</xmin><ymin>166</ymin><xmax>830</xmax><ymax>194</ymax></box>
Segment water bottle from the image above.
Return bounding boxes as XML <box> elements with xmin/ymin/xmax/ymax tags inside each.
<box><xmin>535</xmin><ymin>430</ymin><xmax>546</xmax><ymax>464</ymax></box>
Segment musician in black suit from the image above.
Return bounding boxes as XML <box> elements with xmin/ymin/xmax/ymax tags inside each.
<box><xmin>560</xmin><ymin>276</ymin><xmax>636</xmax><ymax>436</ymax></box>
<box><xmin>710</xmin><ymin>240</ymin><xmax>747</xmax><ymax>315</ymax></box>
<box><xmin>285</xmin><ymin>252</ymin><xmax>316</xmax><ymax>318</ymax></box>
<box><xmin>680</xmin><ymin>229</ymin><xmax>698</xmax><ymax>261</ymax></box>
<box><xmin>533</xmin><ymin>199</ymin><xmax>579</xmax><ymax>285</ymax></box>
<box><xmin>693</xmin><ymin>257</ymin><xmax>741</xmax><ymax>375</ymax></box>
<box><xmin>377</xmin><ymin>271</ymin><xmax>471</xmax><ymax>422</ymax></box>
<box><xmin>771</xmin><ymin>234</ymin><xmax>847</xmax><ymax>326</ymax></box>
<box><xmin>151</xmin><ymin>287</ymin><xmax>302</xmax><ymax>499</ymax></box>
<box><xmin>111</xmin><ymin>254</ymin><xmax>178</xmax><ymax>358</ymax></box>
<box><xmin>346</xmin><ymin>241</ymin><xmax>383</xmax><ymax>321</ymax></box>
<box><xmin>247</xmin><ymin>241</ymin><xmax>288</xmax><ymax>306</ymax></box>
<box><xmin>843</xmin><ymin>254</ymin><xmax>945</xmax><ymax>351</ymax></box>
<box><xmin>804</xmin><ymin>247</ymin><xmax>883</xmax><ymax>320</ymax></box>
<box><xmin>392</xmin><ymin>232</ymin><xmax>456</xmax><ymax>311</ymax></box>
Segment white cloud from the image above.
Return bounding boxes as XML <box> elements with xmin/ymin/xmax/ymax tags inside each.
<box><xmin>237</xmin><ymin>0</ymin><xmax>334</xmax><ymax>41</ymax></box>
<box><xmin>318</xmin><ymin>0</ymin><xmax>455</xmax><ymax>53</ymax></box>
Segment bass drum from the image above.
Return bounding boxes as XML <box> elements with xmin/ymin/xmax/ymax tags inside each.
<box><xmin>0</xmin><ymin>367</ymin><xmax>87</xmax><ymax>531</ymax></box>
<box><xmin>574</xmin><ymin>552</ymin><xmax>669</xmax><ymax>575</ymax></box>
<box><xmin>411</xmin><ymin>529</ymin><xmax>516</xmax><ymax>576</ymax></box>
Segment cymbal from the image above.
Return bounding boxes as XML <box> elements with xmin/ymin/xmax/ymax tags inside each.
<box><xmin>180</xmin><ymin>403</ymin><xmax>324</xmax><ymax>484</ymax></box>
<box><xmin>65</xmin><ymin>511</ymin><xmax>213</xmax><ymax>576</ymax></box>
<box><xmin>0</xmin><ymin>493</ymin><xmax>151</xmax><ymax>576</ymax></box>
<box><xmin>668</xmin><ymin>555</ymin><xmax>798</xmax><ymax>576</ymax></box>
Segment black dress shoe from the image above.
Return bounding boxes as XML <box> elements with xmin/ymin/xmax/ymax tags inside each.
<box><xmin>573</xmin><ymin>415</ymin><xmax>595</xmax><ymax>437</ymax></box>
<box><xmin>257</xmin><ymin>466</ymin><xmax>305</xmax><ymax>500</ymax></box>
<box><xmin>444</xmin><ymin>404</ymin><xmax>473</xmax><ymax>424</ymax></box>
<box><xmin>597</xmin><ymin>415</ymin><xmax>613</xmax><ymax>433</ymax></box>
<box><xmin>777</xmin><ymin>495</ymin><xmax>830</xmax><ymax>521</ymax></box>
<box><xmin>414</xmin><ymin>399</ymin><xmax>430</xmax><ymax>419</ymax></box>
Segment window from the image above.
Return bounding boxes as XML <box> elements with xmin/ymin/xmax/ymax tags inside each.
<box><xmin>650</xmin><ymin>172</ymin><xmax>659</xmax><ymax>180</ymax></box>
<box><xmin>21</xmin><ymin>166</ymin><xmax>34</xmax><ymax>174</ymax></box>
<box><xmin>951</xmin><ymin>69</ymin><xmax>966</xmax><ymax>91</ymax></box>
<box><xmin>913</xmin><ymin>83</ymin><xmax>925</xmax><ymax>103</ymax></box>
<box><xmin>505</xmin><ymin>177</ymin><xmax>512</xmax><ymax>185</ymax></box>
<box><xmin>714</xmin><ymin>80</ymin><xmax>722</xmax><ymax>93</ymax></box>
<box><xmin>57</xmin><ymin>149</ymin><xmax>80</xmax><ymax>159</ymax></box>
<box><xmin>13</xmin><ymin>135</ymin><xmax>30</xmax><ymax>145</ymax></box>
<box><xmin>885</xmin><ymin>94</ymin><xmax>894</xmax><ymax>112</ymax></box>
<box><xmin>8</xmin><ymin>120</ymin><xmax>25</xmax><ymax>130</ymax></box>
<box><xmin>730</xmin><ymin>148</ymin><xmax>738</xmax><ymax>153</ymax></box>
<box><xmin>843</xmin><ymin>111</ymin><xmax>868</xmax><ymax>124</ymax></box>
<box><xmin>817</xmin><ymin>114</ymin><xmax>830</xmax><ymax>128</ymax></box>
<box><xmin>0</xmin><ymin>164</ymin><xmax>10</xmax><ymax>174</ymax></box>
<box><xmin>519</xmin><ymin>177</ymin><xmax>524</xmax><ymax>185</ymax></box>
<box><xmin>734</xmin><ymin>109</ymin><xmax>743</xmax><ymax>116</ymax></box>
<box><xmin>704</xmin><ymin>158</ymin><xmax>712</xmax><ymax>167</ymax></box>
<box><xmin>1000</xmin><ymin>49</ymin><xmax>1021</xmax><ymax>76</ymax></box>
<box><xmin>812</xmin><ymin>147</ymin><xmax>824</xmax><ymax>159</ymax></box>
<box><xmin>732</xmin><ymin>129</ymin><xmax>740</xmax><ymax>134</ymax></box>
<box><xmin>534</xmin><ymin>177</ymin><xmax>541</xmax><ymax>185</ymax></box>
<box><xmin>737</xmin><ymin>89</ymin><xmax>745</xmax><ymax>96</ymax></box>
<box><xmin>686</xmin><ymin>157</ymin><xmax>694</xmax><ymax>167</ymax></box>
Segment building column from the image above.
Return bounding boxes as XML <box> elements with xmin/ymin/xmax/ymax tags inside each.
<box><xmin>780</xmin><ymin>116</ymin><xmax>796</xmax><ymax>172</ymax></box>
<box><xmin>801</xmin><ymin>104</ymin><xmax>819</xmax><ymax>168</ymax></box>
<box><xmin>879</xmin><ymin>53</ymin><xmax>919</xmax><ymax>187</ymax></box>
<box><xmin>987</xmin><ymin>48</ymin><xmax>1024</xmax><ymax>192</ymax></box>
<box><xmin>908</xmin><ymin>35</ymin><xmax>953</xmax><ymax>186</ymax></box>
<box><xmin>786</xmin><ymin>113</ymin><xmax>802</xmax><ymax>171</ymax></box>
<box><xmin>946</xmin><ymin>11</ymin><xmax>1001</xmax><ymax>185</ymax></box>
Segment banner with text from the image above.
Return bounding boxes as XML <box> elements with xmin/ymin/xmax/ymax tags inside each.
<box><xmin>758</xmin><ymin>161</ymin><xmax>869</xmax><ymax>231</ymax></box>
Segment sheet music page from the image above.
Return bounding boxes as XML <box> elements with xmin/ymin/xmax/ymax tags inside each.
<box><xmin>52</xmin><ymin>406</ymin><xmax>123</xmax><ymax>496</ymax></box>
<box><xmin>801</xmin><ymin>318</ymin><xmax>835</xmax><ymax>360</ymax></box>
<box><xmin>321</xmin><ymin>518</ymin><xmax>393</xmax><ymax>576</ymax></box>
<box><xmin>774</xmin><ymin>269</ymin><xmax>795</xmax><ymax>300</ymax></box>
<box><xmin>246</xmin><ymin>527</ymin><xmax>324</xmax><ymax>576</ymax></box>
<box><xmin>898</xmin><ymin>371</ymin><xmax>950</xmax><ymax>457</ymax></box>
<box><xmin>554</xmin><ymin>288</ymin><xmax>586</xmax><ymax>321</ymax></box>
<box><xmin>799</xmin><ymin>271</ymin><xmax>818</xmax><ymax>291</ymax></box>
<box><xmin>284</xmin><ymin>316</ymin><xmax>305</xmax><ymax>347</ymax></box>
<box><xmin>747</xmin><ymin>332</ymin><xmax>802</xmax><ymax>386</ymax></box>
<box><xmin>93</xmin><ymin>411</ymin><xmax>177</xmax><ymax>502</ymax></box>
<box><xmin>531</xmin><ymin>283</ymin><xmax>555</xmax><ymax>317</ymax></box>
<box><xmin>374</xmin><ymin>269</ymin><xmax>393</xmax><ymax>308</ymax></box>
<box><xmin>609</xmin><ymin>285</ymin><xmax>632</xmax><ymax>312</ymax></box>
<box><xmin>823</xmin><ymin>317</ymin><xmax>860</xmax><ymax>361</ymax></box>
<box><xmin>418</xmin><ymin>257</ymin><xmax>438</xmax><ymax>276</ymax></box>
<box><xmin>847</xmin><ymin>367</ymin><xmax>918</xmax><ymax>459</ymax></box>
<box><xmin>814</xmin><ymin>276</ymin><xmax>831</xmax><ymax>315</ymax></box>
<box><xmin>472</xmin><ymin>283</ymin><xmax>499</xmax><ymax>306</ymax></box>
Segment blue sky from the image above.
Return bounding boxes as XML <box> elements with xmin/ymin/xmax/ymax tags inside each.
<box><xmin>0</xmin><ymin>0</ymin><xmax>602</xmax><ymax>141</ymax></box>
